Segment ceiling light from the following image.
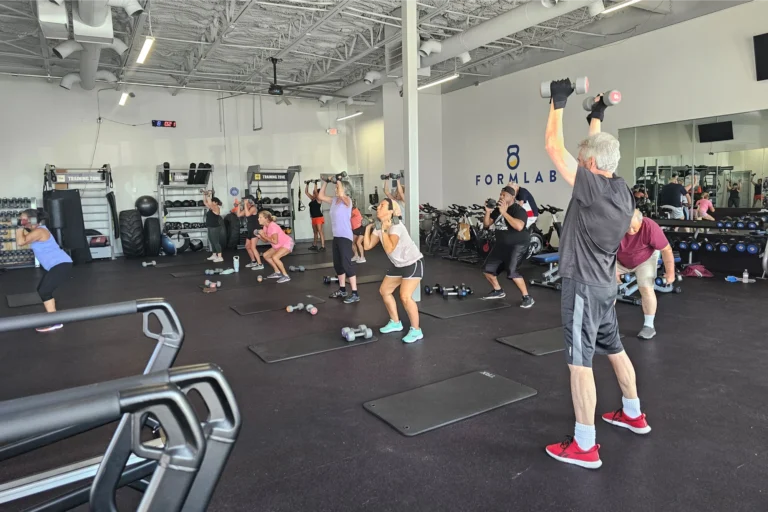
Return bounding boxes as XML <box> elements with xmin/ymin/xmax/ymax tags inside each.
<box><xmin>417</xmin><ymin>73</ymin><xmax>459</xmax><ymax>91</ymax></box>
<box><xmin>601</xmin><ymin>0</ymin><xmax>642</xmax><ymax>14</ymax></box>
<box><xmin>136</xmin><ymin>36</ymin><xmax>154</xmax><ymax>64</ymax></box>
<box><xmin>336</xmin><ymin>111</ymin><xmax>363</xmax><ymax>122</ymax></box>
<box><xmin>119</xmin><ymin>92</ymin><xmax>130</xmax><ymax>106</ymax></box>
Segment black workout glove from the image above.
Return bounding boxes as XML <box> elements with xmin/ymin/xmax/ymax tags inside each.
<box><xmin>550</xmin><ymin>79</ymin><xmax>574</xmax><ymax>110</ymax></box>
<box><xmin>586</xmin><ymin>95</ymin><xmax>608</xmax><ymax>124</ymax></box>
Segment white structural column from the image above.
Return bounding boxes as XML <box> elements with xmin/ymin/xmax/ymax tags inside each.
<box><xmin>402</xmin><ymin>0</ymin><xmax>420</xmax><ymax>301</ymax></box>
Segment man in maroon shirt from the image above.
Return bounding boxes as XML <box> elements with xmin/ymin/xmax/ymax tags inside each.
<box><xmin>617</xmin><ymin>210</ymin><xmax>676</xmax><ymax>340</ymax></box>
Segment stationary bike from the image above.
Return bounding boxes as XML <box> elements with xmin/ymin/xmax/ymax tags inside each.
<box><xmin>528</xmin><ymin>204</ymin><xmax>564</xmax><ymax>259</ymax></box>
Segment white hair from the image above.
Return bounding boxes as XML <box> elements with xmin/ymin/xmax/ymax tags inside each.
<box><xmin>578</xmin><ymin>132</ymin><xmax>621</xmax><ymax>174</ymax></box>
<box><xmin>632</xmin><ymin>209</ymin><xmax>643</xmax><ymax>223</ymax></box>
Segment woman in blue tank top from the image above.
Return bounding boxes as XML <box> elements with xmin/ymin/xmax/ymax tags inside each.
<box><xmin>15</xmin><ymin>208</ymin><xmax>73</xmax><ymax>332</ymax></box>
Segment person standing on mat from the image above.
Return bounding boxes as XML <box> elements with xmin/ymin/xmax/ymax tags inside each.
<box><xmin>480</xmin><ymin>186</ymin><xmax>534</xmax><ymax>308</ymax></box>
<box><xmin>363</xmin><ymin>199</ymin><xmax>424</xmax><ymax>343</ymax></box>
<box><xmin>351</xmin><ymin>200</ymin><xmax>366</xmax><ymax>264</ymax></box>
<box><xmin>235</xmin><ymin>195</ymin><xmax>264</xmax><ymax>270</ymax></box>
<box><xmin>544</xmin><ymin>87</ymin><xmax>650</xmax><ymax>470</ymax></box>
<box><xmin>658</xmin><ymin>174</ymin><xmax>688</xmax><ymax>220</ymax></box>
<box><xmin>617</xmin><ymin>210</ymin><xmax>676</xmax><ymax>340</ymax></box>
<box><xmin>202</xmin><ymin>191</ymin><xmax>223</xmax><ymax>263</ymax></box>
<box><xmin>726</xmin><ymin>179</ymin><xmax>741</xmax><ymax>208</ymax></box>
<box><xmin>257</xmin><ymin>211</ymin><xmax>293</xmax><ymax>283</ymax></box>
<box><xmin>305</xmin><ymin>181</ymin><xmax>326</xmax><ymax>252</ymax></box>
<box><xmin>318</xmin><ymin>176</ymin><xmax>359</xmax><ymax>303</ymax></box>
<box><xmin>15</xmin><ymin>209</ymin><xmax>72</xmax><ymax>333</ymax></box>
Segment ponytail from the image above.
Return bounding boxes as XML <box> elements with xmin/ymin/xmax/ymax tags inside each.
<box><xmin>259</xmin><ymin>210</ymin><xmax>274</xmax><ymax>223</ymax></box>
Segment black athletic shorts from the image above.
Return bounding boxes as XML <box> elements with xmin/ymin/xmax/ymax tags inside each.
<box><xmin>352</xmin><ymin>226</ymin><xmax>366</xmax><ymax>236</ymax></box>
<box><xmin>483</xmin><ymin>242</ymin><xmax>528</xmax><ymax>279</ymax></box>
<box><xmin>37</xmin><ymin>262</ymin><xmax>72</xmax><ymax>302</ymax></box>
<box><xmin>332</xmin><ymin>237</ymin><xmax>356</xmax><ymax>278</ymax></box>
<box><xmin>385</xmin><ymin>258</ymin><xmax>424</xmax><ymax>279</ymax></box>
<box><xmin>561</xmin><ymin>277</ymin><xmax>624</xmax><ymax>368</ymax></box>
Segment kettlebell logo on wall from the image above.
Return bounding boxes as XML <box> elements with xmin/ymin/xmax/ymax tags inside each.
<box><xmin>474</xmin><ymin>145</ymin><xmax>558</xmax><ymax>186</ymax></box>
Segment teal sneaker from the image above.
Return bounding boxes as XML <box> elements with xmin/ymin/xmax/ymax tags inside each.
<box><xmin>379</xmin><ymin>319</ymin><xmax>403</xmax><ymax>334</ymax></box>
<box><xmin>402</xmin><ymin>327</ymin><xmax>424</xmax><ymax>344</ymax></box>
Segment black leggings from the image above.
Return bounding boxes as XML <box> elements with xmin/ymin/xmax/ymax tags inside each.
<box><xmin>37</xmin><ymin>262</ymin><xmax>72</xmax><ymax>301</ymax></box>
<box><xmin>332</xmin><ymin>237</ymin><xmax>356</xmax><ymax>278</ymax></box>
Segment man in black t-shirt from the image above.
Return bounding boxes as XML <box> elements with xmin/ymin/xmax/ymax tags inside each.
<box><xmin>658</xmin><ymin>175</ymin><xmax>689</xmax><ymax>219</ymax></box>
<box><xmin>481</xmin><ymin>186</ymin><xmax>534</xmax><ymax>308</ymax></box>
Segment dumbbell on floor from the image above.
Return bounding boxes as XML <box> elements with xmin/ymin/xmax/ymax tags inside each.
<box><xmin>286</xmin><ymin>303</ymin><xmax>304</xmax><ymax>313</ymax></box>
<box><xmin>306</xmin><ymin>304</ymin><xmax>318</xmax><ymax>316</ymax></box>
<box><xmin>204</xmin><ymin>280</ymin><xmax>222</xmax><ymax>288</ymax></box>
<box><xmin>323</xmin><ymin>276</ymin><xmax>339</xmax><ymax>284</ymax></box>
<box><xmin>540</xmin><ymin>77</ymin><xmax>588</xmax><ymax>98</ymax></box>
<box><xmin>442</xmin><ymin>285</ymin><xmax>473</xmax><ymax>299</ymax></box>
<box><xmin>423</xmin><ymin>283</ymin><xmax>441</xmax><ymax>296</ymax></box>
<box><xmin>205</xmin><ymin>269</ymin><xmax>224</xmax><ymax>275</ymax></box>
<box><xmin>289</xmin><ymin>265</ymin><xmax>305</xmax><ymax>272</ymax></box>
<box><xmin>142</xmin><ymin>261</ymin><xmax>156</xmax><ymax>267</ymax></box>
<box><xmin>341</xmin><ymin>324</ymin><xmax>373</xmax><ymax>342</ymax></box>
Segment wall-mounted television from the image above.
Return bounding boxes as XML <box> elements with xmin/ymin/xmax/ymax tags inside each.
<box><xmin>697</xmin><ymin>121</ymin><xmax>733</xmax><ymax>143</ymax></box>
<box><xmin>755</xmin><ymin>33</ymin><xmax>768</xmax><ymax>81</ymax></box>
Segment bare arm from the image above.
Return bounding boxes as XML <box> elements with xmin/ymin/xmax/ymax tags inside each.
<box><xmin>378</xmin><ymin>224</ymin><xmax>399</xmax><ymax>255</ymax></box>
<box><xmin>544</xmin><ymin>103</ymin><xmax>579</xmax><ymax>187</ymax></box>
<box><xmin>15</xmin><ymin>227</ymin><xmax>47</xmax><ymax>247</ymax></box>
<box><xmin>660</xmin><ymin>244</ymin><xmax>676</xmax><ymax>283</ymax></box>
<box><xmin>316</xmin><ymin>181</ymin><xmax>332</xmax><ymax>204</ymax></box>
<box><xmin>304</xmin><ymin>183</ymin><xmax>314</xmax><ymax>201</ymax></box>
<box><xmin>363</xmin><ymin>223</ymin><xmax>380</xmax><ymax>251</ymax></box>
<box><xmin>337</xmin><ymin>195</ymin><xmax>352</xmax><ymax>207</ymax></box>
<box><xmin>482</xmin><ymin>207</ymin><xmax>493</xmax><ymax>229</ymax></box>
<box><xmin>383</xmin><ymin>180</ymin><xmax>396</xmax><ymax>201</ymax></box>
<box><xmin>588</xmin><ymin>117</ymin><xmax>601</xmax><ymax>137</ymax></box>
<box><xmin>396</xmin><ymin>180</ymin><xmax>405</xmax><ymax>202</ymax></box>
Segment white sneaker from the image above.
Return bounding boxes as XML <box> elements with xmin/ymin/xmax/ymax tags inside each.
<box><xmin>245</xmin><ymin>262</ymin><xmax>257</xmax><ymax>268</ymax></box>
<box><xmin>212</xmin><ymin>257</ymin><xmax>224</xmax><ymax>263</ymax></box>
<box><xmin>250</xmin><ymin>264</ymin><xmax>264</xmax><ymax>270</ymax></box>
<box><xmin>206</xmin><ymin>255</ymin><xmax>216</xmax><ymax>261</ymax></box>
<box><xmin>357</xmin><ymin>257</ymin><xmax>366</xmax><ymax>263</ymax></box>
<box><xmin>351</xmin><ymin>256</ymin><xmax>360</xmax><ymax>262</ymax></box>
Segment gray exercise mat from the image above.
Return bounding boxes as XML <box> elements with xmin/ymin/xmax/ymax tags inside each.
<box><xmin>419</xmin><ymin>298</ymin><xmax>511</xmax><ymax>319</ymax></box>
<box><xmin>364</xmin><ymin>371</ymin><xmax>537</xmax><ymax>436</ymax></box>
<box><xmin>230</xmin><ymin>294</ymin><xmax>326</xmax><ymax>316</ymax></box>
<box><xmin>248</xmin><ymin>330</ymin><xmax>378</xmax><ymax>363</ymax></box>
<box><xmin>7</xmin><ymin>292</ymin><xmax>43</xmax><ymax>308</ymax></box>
<box><xmin>496</xmin><ymin>327</ymin><xmax>625</xmax><ymax>356</ymax></box>
<box><xmin>296</xmin><ymin>262</ymin><xmax>335</xmax><ymax>271</ymax></box>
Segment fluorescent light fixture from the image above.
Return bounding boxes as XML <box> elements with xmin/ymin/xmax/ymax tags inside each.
<box><xmin>136</xmin><ymin>36</ymin><xmax>154</xmax><ymax>64</ymax></box>
<box><xmin>417</xmin><ymin>73</ymin><xmax>459</xmax><ymax>91</ymax></box>
<box><xmin>601</xmin><ymin>0</ymin><xmax>642</xmax><ymax>14</ymax></box>
<box><xmin>119</xmin><ymin>92</ymin><xmax>130</xmax><ymax>106</ymax></box>
<box><xmin>336</xmin><ymin>111</ymin><xmax>363</xmax><ymax>122</ymax></box>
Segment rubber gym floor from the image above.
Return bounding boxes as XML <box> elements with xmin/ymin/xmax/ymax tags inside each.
<box><xmin>0</xmin><ymin>246</ymin><xmax>765</xmax><ymax>512</ymax></box>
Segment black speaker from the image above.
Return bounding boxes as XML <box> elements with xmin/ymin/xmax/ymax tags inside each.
<box><xmin>754</xmin><ymin>33</ymin><xmax>768</xmax><ymax>81</ymax></box>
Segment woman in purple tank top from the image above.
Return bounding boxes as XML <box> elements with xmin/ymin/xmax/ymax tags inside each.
<box><xmin>317</xmin><ymin>174</ymin><xmax>359</xmax><ymax>303</ymax></box>
<box><xmin>15</xmin><ymin>209</ymin><xmax>73</xmax><ymax>333</ymax></box>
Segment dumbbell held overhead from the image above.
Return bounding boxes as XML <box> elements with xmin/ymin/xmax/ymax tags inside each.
<box><xmin>540</xmin><ymin>77</ymin><xmax>589</xmax><ymax>98</ymax></box>
<box><xmin>582</xmin><ymin>90</ymin><xmax>622</xmax><ymax>110</ymax></box>
<box><xmin>341</xmin><ymin>324</ymin><xmax>373</xmax><ymax>342</ymax></box>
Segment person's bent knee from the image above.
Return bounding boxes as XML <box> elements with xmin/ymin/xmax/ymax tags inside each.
<box><xmin>39</xmin><ymin>292</ymin><xmax>54</xmax><ymax>302</ymax></box>
<box><xmin>399</xmin><ymin>290</ymin><xmax>413</xmax><ymax>304</ymax></box>
<box><xmin>507</xmin><ymin>271</ymin><xmax>523</xmax><ymax>280</ymax></box>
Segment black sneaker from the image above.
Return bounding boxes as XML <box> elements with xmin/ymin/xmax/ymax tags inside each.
<box><xmin>482</xmin><ymin>289</ymin><xmax>506</xmax><ymax>300</ymax></box>
<box><xmin>308</xmin><ymin>245</ymin><xmax>318</xmax><ymax>251</ymax></box>
<box><xmin>329</xmin><ymin>289</ymin><xmax>347</xmax><ymax>299</ymax></box>
<box><xmin>343</xmin><ymin>294</ymin><xmax>360</xmax><ymax>304</ymax></box>
<box><xmin>521</xmin><ymin>296</ymin><xmax>535</xmax><ymax>308</ymax></box>
<box><xmin>319</xmin><ymin>246</ymin><xmax>326</xmax><ymax>252</ymax></box>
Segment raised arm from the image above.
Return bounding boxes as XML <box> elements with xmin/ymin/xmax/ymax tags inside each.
<box><xmin>544</xmin><ymin>103</ymin><xmax>579</xmax><ymax>187</ymax></box>
<box><xmin>396</xmin><ymin>179</ymin><xmax>405</xmax><ymax>202</ymax></box>
<box><xmin>383</xmin><ymin>180</ymin><xmax>396</xmax><ymax>201</ymax></box>
<box><xmin>316</xmin><ymin>180</ymin><xmax>333</xmax><ymax>204</ymax></box>
<box><xmin>15</xmin><ymin>227</ymin><xmax>46</xmax><ymax>247</ymax></box>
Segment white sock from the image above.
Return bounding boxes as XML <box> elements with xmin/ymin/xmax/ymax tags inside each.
<box><xmin>574</xmin><ymin>422</ymin><xmax>595</xmax><ymax>450</ymax></box>
<box><xmin>643</xmin><ymin>315</ymin><xmax>655</xmax><ymax>328</ymax></box>
<box><xmin>622</xmin><ymin>396</ymin><xmax>642</xmax><ymax>419</ymax></box>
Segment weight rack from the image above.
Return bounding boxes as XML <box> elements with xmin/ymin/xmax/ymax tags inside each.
<box><xmin>0</xmin><ymin>197</ymin><xmax>38</xmax><ymax>269</ymax></box>
<box><xmin>155</xmin><ymin>163</ymin><xmax>214</xmax><ymax>250</ymax></box>
<box><xmin>43</xmin><ymin>164</ymin><xmax>116</xmax><ymax>260</ymax></box>
<box><xmin>245</xmin><ymin>165</ymin><xmax>300</xmax><ymax>245</ymax></box>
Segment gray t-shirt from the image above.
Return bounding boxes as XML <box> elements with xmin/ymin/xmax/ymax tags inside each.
<box><xmin>374</xmin><ymin>223</ymin><xmax>422</xmax><ymax>267</ymax></box>
<box><xmin>558</xmin><ymin>167</ymin><xmax>634</xmax><ymax>286</ymax></box>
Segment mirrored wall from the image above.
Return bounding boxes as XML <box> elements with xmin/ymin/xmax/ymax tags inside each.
<box><xmin>618</xmin><ymin>110</ymin><xmax>768</xmax><ymax>213</ymax></box>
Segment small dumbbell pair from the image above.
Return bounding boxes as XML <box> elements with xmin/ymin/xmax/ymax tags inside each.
<box><xmin>341</xmin><ymin>324</ymin><xmax>372</xmax><ymax>342</ymax></box>
<box><xmin>142</xmin><ymin>261</ymin><xmax>156</xmax><ymax>267</ymax></box>
<box><xmin>204</xmin><ymin>280</ymin><xmax>222</xmax><ymax>288</ymax></box>
<box><xmin>205</xmin><ymin>269</ymin><xmax>223</xmax><ymax>275</ymax></box>
<box><xmin>286</xmin><ymin>303</ymin><xmax>318</xmax><ymax>315</ymax></box>
<box><xmin>289</xmin><ymin>265</ymin><xmax>305</xmax><ymax>272</ymax></box>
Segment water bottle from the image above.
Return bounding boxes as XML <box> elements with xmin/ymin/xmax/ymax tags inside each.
<box><xmin>233</xmin><ymin>255</ymin><xmax>240</xmax><ymax>273</ymax></box>
<box><xmin>742</xmin><ymin>269</ymin><xmax>748</xmax><ymax>283</ymax></box>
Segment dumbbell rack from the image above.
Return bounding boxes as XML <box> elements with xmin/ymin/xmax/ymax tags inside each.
<box><xmin>0</xmin><ymin>197</ymin><xmax>39</xmax><ymax>269</ymax></box>
<box><xmin>245</xmin><ymin>165</ymin><xmax>300</xmax><ymax>244</ymax></box>
<box><xmin>43</xmin><ymin>164</ymin><xmax>116</xmax><ymax>260</ymax></box>
<box><xmin>155</xmin><ymin>164</ymin><xmax>214</xmax><ymax>249</ymax></box>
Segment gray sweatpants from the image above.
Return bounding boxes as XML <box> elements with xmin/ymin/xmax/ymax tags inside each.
<box><xmin>207</xmin><ymin>226</ymin><xmax>223</xmax><ymax>253</ymax></box>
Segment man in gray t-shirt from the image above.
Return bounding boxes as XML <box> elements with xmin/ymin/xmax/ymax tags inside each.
<box><xmin>542</xmin><ymin>81</ymin><xmax>650</xmax><ymax>471</ymax></box>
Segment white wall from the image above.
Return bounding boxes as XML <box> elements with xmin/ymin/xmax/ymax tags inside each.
<box><xmin>0</xmin><ymin>77</ymin><xmax>348</xmax><ymax>242</ymax></box>
<box><xmin>441</xmin><ymin>1</ymin><xmax>768</xmax><ymax>209</ymax></box>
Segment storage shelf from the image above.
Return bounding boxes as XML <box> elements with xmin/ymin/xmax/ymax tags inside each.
<box><xmin>165</xmin><ymin>207</ymin><xmax>206</xmax><ymax>211</ymax></box>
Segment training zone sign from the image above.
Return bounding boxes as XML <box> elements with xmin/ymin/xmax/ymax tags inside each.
<box><xmin>475</xmin><ymin>145</ymin><xmax>557</xmax><ymax>186</ymax></box>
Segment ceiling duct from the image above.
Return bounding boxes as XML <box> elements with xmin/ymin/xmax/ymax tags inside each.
<box><xmin>36</xmin><ymin>0</ymin><xmax>69</xmax><ymax>40</ymax></box>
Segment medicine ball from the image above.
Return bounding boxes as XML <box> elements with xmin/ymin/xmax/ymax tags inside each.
<box><xmin>197</xmin><ymin>200</ymin><xmax>204</xmax><ymax>207</ymax></box>
<box><xmin>161</xmin><ymin>234</ymin><xmax>177</xmax><ymax>256</ymax></box>
<box><xmin>272</xmin><ymin>197</ymin><xmax>281</xmax><ymax>205</ymax></box>
<box><xmin>172</xmin><ymin>200</ymin><xmax>183</xmax><ymax>208</ymax></box>
<box><xmin>135</xmin><ymin>195</ymin><xmax>159</xmax><ymax>217</ymax></box>
<box><xmin>262</xmin><ymin>197</ymin><xmax>272</xmax><ymax>205</ymax></box>
<box><xmin>281</xmin><ymin>197</ymin><xmax>290</xmax><ymax>204</ymax></box>
<box><xmin>164</xmin><ymin>200</ymin><xmax>173</xmax><ymax>208</ymax></box>
<box><xmin>282</xmin><ymin>210</ymin><xmax>291</xmax><ymax>217</ymax></box>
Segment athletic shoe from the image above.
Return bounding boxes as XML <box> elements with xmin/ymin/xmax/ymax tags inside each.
<box><xmin>36</xmin><ymin>324</ymin><xmax>63</xmax><ymax>333</ymax></box>
<box><xmin>351</xmin><ymin>255</ymin><xmax>360</xmax><ymax>262</ymax></box>
<box><xmin>637</xmin><ymin>326</ymin><xmax>656</xmax><ymax>340</ymax></box>
<box><xmin>319</xmin><ymin>246</ymin><xmax>326</xmax><ymax>252</ymax></box>
<box><xmin>357</xmin><ymin>257</ymin><xmax>366</xmax><ymax>263</ymax></box>
<box><xmin>402</xmin><ymin>327</ymin><xmax>424</xmax><ymax>344</ymax></box>
<box><xmin>343</xmin><ymin>294</ymin><xmax>360</xmax><ymax>304</ymax></box>
<box><xmin>250</xmin><ymin>264</ymin><xmax>264</xmax><ymax>271</ymax></box>
<box><xmin>309</xmin><ymin>245</ymin><xmax>318</xmax><ymax>251</ymax></box>
<box><xmin>601</xmin><ymin>408</ymin><xmax>652</xmax><ymax>435</ymax></box>
<box><xmin>277</xmin><ymin>275</ymin><xmax>291</xmax><ymax>284</ymax></box>
<box><xmin>545</xmin><ymin>436</ymin><xmax>602</xmax><ymax>469</ymax></box>
<box><xmin>212</xmin><ymin>257</ymin><xmax>224</xmax><ymax>263</ymax></box>
<box><xmin>266</xmin><ymin>272</ymin><xmax>282</xmax><ymax>279</ymax></box>
<box><xmin>206</xmin><ymin>255</ymin><xmax>216</xmax><ymax>261</ymax></box>
<box><xmin>521</xmin><ymin>296</ymin><xmax>535</xmax><ymax>308</ymax></box>
<box><xmin>329</xmin><ymin>289</ymin><xmax>347</xmax><ymax>299</ymax></box>
<box><xmin>482</xmin><ymin>289</ymin><xmax>506</xmax><ymax>300</ymax></box>
<box><xmin>380</xmin><ymin>319</ymin><xmax>404</xmax><ymax>334</ymax></box>
<box><xmin>245</xmin><ymin>262</ymin><xmax>257</xmax><ymax>268</ymax></box>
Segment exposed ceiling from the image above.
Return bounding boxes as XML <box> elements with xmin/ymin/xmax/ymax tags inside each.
<box><xmin>0</xmin><ymin>0</ymin><xmax>747</xmax><ymax>100</ymax></box>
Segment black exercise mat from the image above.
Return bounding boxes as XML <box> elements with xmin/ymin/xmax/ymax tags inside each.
<box><xmin>155</xmin><ymin>260</ymin><xmax>209</xmax><ymax>269</ymax></box>
<box><xmin>248</xmin><ymin>330</ymin><xmax>378</xmax><ymax>363</ymax></box>
<box><xmin>364</xmin><ymin>371</ymin><xmax>537</xmax><ymax>436</ymax></box>
<box><xmin>7</xmin><ymin>292</ymin><xmax>43</xmax><ymax>308</ymax></box>
<box><xmin>296</xmin><ymin>262</ymin><xmax>335</xmax><ymax>271</ymax></box>
<box><xmin>230</xmin><ymin>294</ymin><xmax>326</xmax><ymax>316</ymax></box>
<box><xmin>419</xmin><ymin>298</ymin><xmax>511</xmax><ymax>319</ymax></box>
<box><xmin>496</xmin><ymin>327</ymin><xmax>625</xmax><ymax>356</ymax></box>
<box><xmin>171</xmin><ymin>270</ymin><xmax>206</xmax><ymax>278</ymax></box>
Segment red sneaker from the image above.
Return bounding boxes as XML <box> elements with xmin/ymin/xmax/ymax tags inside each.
<box><xmin>545</xmin><ymin>436</ymin><xmax>602</xmax><ymax>469</ymax></box>
<box><xmin>601</xmin><ymin>408</ymin><xmax>651</xmax><ymax>434</ymax></box>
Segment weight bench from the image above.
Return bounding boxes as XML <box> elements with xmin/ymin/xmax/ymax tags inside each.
<box><xmin>617</xmin><ymin>255</ymin><xmax>682</xmax><ymax>306</ymax></box>
<box><xmin>529</xmin><ymin>252</ymin><xmax>561</xmax><ymax>291</ymax></box>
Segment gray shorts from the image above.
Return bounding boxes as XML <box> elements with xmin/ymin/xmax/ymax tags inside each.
<box><xmin>561</xmin><ymin>278</ymin><xmax>624</xmax><ymax>368</ymax></box>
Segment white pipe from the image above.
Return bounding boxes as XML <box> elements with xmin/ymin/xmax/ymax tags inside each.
<box><xmin>363</xmin><ymin>71</ymin><xmax>381</xmax><ymax>84</ymax></box>
<box><xmin>419</xmin><ymin>0</ymin><xmax>603</xmax><ymax>68</ymax></box>
<box><xmin>95</xmin><ymin>70</ymin><xmax>118</xmax><ymax>83</ymax></box>
<box><xmin>109</xmin><ymin>38</ymin><xmax>128</xmax><ymax>56</ymax></box>
<box><xmin>419</xmin><ymin>39</ymin><xmax>442</xmax><ymax>57</ymax></box>
<box><xmin>76</xmin><ymin>0</ymin><xmax>110</xmax><ymax>27</ymax></box>
<box><xmin>59</xmin><ymin>73</ymin><xmax>81</xmax><ymax>90</ymax></box>
<box><xmin>52</xmin><ymin>40</ymin><xmax>84</xmax><ymax>59</ymax></box>
<box><xmin>107</xmin><ymin>0</ymin><xmax>144</xmax><ymax>16</ymax></box>
<box><xmin>79</xmin><ymin>43</ymin><xmax>102</xmax><ymax>90</ymax></box>
<box><xmin>458</xmin><ymin>52</ymin><xmax>471</xmax><ymax>64</ymax></box>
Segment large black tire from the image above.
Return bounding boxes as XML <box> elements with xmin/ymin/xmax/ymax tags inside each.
<box><xmin>224</xmin><ymin>213</ymin><xmax>240</xmax><ymax>250</ymax></box>
<box><xmin>118</xmin><ymin>209</ymin><xmax>145</xmax><ymax>258</ymax></box>
<box><xmin>143</xmin><ymin>218</ymin><xmax>161</xmax><ymax>257</ymax></box>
